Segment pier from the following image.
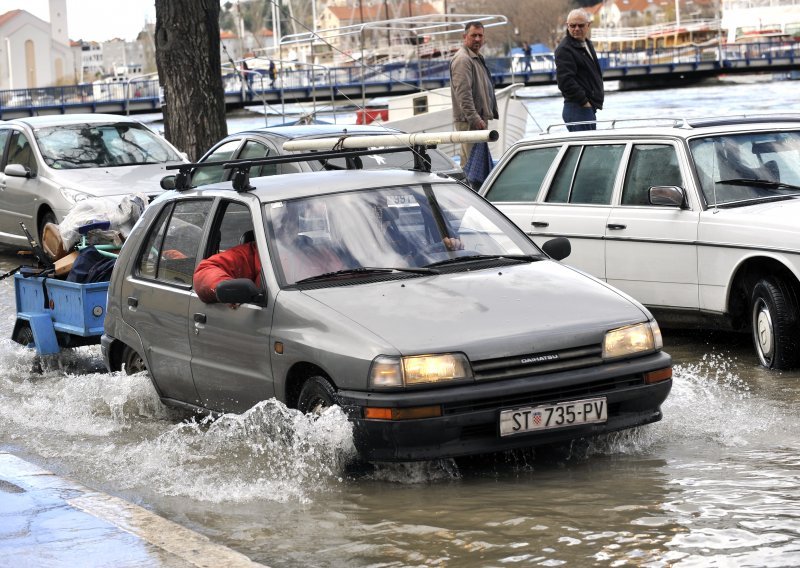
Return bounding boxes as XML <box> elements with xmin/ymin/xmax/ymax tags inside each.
<box><xmin>1</xmin><ymin>40</ymin><xmax>798</xmax><ymax>120</ymax></box>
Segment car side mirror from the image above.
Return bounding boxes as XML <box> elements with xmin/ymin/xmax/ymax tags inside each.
<box><xmin>649</xmin><ymin>186</ymin><xmax>686</xmax><ymax>208</ymax></box>
<box><xmin>541</xmin><ymin>236</ymin><xmax>571</xmax><ymax>261</ymax></box>
<box><xmin>4</xmin><ymin>164</ymin><xmax>34</xmax><ymax>178</ymax></box>
<box><xmin>160</xmin><ymin>175</ymin><xmax>176</xmax><ymax>190</ymax></box>
<box><xmin>215</xmin><ymin>278</ymin><xmax>266</xmax><ymax>305</ymax></box>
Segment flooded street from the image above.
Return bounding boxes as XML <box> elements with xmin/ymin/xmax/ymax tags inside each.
<box><xmin>3</xmin><ymin>78</ymin><xmax>800</xmax><ymax>566</ymax></box>
<box><xmin>1</xmin><ymin>247</ymin><xmax>799</xmax><ymax>566</ymax></box>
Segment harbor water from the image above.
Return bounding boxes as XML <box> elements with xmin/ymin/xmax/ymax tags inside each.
<box><xmin>1</xmin><ymin>77</ymin><xmax>799</xmax><ymax>567</ymax></box>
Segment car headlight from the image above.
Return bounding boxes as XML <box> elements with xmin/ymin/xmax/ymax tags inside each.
<box><xmin>369</xmin><ymin>353</ymin><xmax>473</xmax><ymax>388</ymax></box>
<box><xmin>60</xmin><ymin>187</ymin><xmax>92</xmax><ymax>204</ymax></box>
<box><xmin>603</xmin><ymin>321</ymin><xmax>662</xmax><ymax>359</ymax></box>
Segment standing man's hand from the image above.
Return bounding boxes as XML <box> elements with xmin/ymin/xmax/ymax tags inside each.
<box><xmin>582</xmin><ymin>102</ymin><xmax>592</xmax><ymax>108</ymax></box>
<box><xmin>476</xmin><ymin>118</ymin><xmax>487</xmax><ymax>129</ymax></box>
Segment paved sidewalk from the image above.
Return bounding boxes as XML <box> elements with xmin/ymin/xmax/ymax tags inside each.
<box><xmin>0</xmin><ymin>452</ymin><xmax>265</xmax><ymax>567</ymax></box>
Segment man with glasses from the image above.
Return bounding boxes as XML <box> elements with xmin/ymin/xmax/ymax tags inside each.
<box><xmin>555</xmin><ymin>9</ymin><xmax>604</xmax><ymax>131</ymax></box>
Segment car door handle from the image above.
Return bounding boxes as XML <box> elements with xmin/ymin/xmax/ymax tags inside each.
<box><xmin>194</xmin><ymin>313</ymin><xmax>207</xmax><ymax>324</ymax></box>
<box><xmin>531</xmin><ymin>221</ymin><xmax>549</xmax><ymax>228</ymax></box>
<box><xmin>127</xmin><ymin>297</ymin><xmax>138</xmax><ymax>308</ymax></box>
<box><xmin>607</xmin><ymin>223</ymin><xmax>627</xmax><ymax>230</ymax></box>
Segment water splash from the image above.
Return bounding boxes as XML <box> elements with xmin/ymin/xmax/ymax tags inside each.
<box><xmin>0</xmin><ymin>339</ymin><xmax>357</xmax><ymax>504</ymax></box>
<box><xmin>109</xmin><ymin>400</ymin><xmax>357</xmax><ymax>503</ymax></box>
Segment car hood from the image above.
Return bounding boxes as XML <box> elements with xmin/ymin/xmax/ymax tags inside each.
<box><xmin>700</xmin><ymin>197</ymin><xmax>800</xmax><ymax>249</ymax></box>
<box><xmin>47</xmin><ymin>162</ymin><xmax>184</xmax><ymax>196</ymax></box>
<box><xmin>299</xmin><ymin>261</ymin><xmax>650</xmax><ymax>360</ymax></box>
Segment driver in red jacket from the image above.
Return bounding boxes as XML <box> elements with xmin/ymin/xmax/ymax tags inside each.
<box><xmin>194</xmin><ymin>241</ymin><xmax>262</xmax><ymax>304</ymax></box>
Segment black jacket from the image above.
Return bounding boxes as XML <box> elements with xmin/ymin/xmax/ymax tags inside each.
<box><xmin>554</xmin><ymin>34</ymin><xmax>604</xmax><ymax>110</ymax></box>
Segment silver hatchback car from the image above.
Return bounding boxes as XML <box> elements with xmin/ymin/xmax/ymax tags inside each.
<box><xmin>0</xmin><ymin>114</ymin><xmax>186</xmax><ymax>246</ymax></box>
<box><xmin>102</xmin><ymin>143</ymin><xmax>672</xmax><ymax>462</ymax></box>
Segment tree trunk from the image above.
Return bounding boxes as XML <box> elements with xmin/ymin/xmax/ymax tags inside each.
<box><xmin>155</xmin><ymin>0</ymin><xmax>227</xmax><ymax>161</ymax></box>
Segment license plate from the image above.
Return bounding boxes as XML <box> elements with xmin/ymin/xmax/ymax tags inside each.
<box><xmin>499</xmin><ymin>397</ymin><xmax>607</xmax><ymax>437</ymax></box>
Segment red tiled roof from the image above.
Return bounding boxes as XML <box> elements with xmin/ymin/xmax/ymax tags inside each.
<box><xmin>0</xmin><ymin>9</ymin><xmax>24</xmax><ymax>27</ymax></box>
<box><xmin>220</xmin><ymin>30</ymin><xmax>237</xmax><ymax>40</ymax></box>
<box><xmin>326</xmin><ymin>2</ymin><xmax>439</xmax><ymax>23</ymax></box>
<box><xmin>612</xmin><ymin>0</ymin><xmax>706</xmax><ymax>13</ymax></box>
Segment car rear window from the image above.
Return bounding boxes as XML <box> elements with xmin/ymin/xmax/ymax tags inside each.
<box><xmin>484</xmin><ymin>146</ymin><xmax>559</xmax><ymax>202</ymax></box>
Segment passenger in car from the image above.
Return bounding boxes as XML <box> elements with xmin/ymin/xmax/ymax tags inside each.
<box><xmin>193</xmin><ymin>240</ymin><xmax>262</xmax><ymax>304</ymax></box>
<box><xmin>273</xmin><ymin>202</ymin><xmax>351</xmax><ymax>283</ymax></box>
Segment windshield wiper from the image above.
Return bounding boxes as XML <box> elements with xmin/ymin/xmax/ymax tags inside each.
<box><xmin>716</xmin><ymin>178</ymin><xmax>800</xmax><ymax>191</ymax></box>
<box><xmin>295</xmin><ymin>266</ymin><xmax>439</xmax><ymax>284</ymax></box>
<box><xmin>423</xmin><ymin>254</ymin><xmax>541</xmax><ymax>268</ymax></box>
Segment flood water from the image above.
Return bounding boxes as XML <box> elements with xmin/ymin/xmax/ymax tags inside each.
<box><xmin>2</xmin><ymin>78</ymin><xmax>800</xmax><ymax>567</ymax></box>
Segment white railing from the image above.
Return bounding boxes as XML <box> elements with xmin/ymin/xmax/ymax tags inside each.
<box><xmin>592</xmin><ymin>18</ymin><xmax>722</xmax><ymax>42</ymax></box>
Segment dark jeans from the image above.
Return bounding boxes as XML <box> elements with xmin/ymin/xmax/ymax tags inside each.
<box><xmin>562</xmin><ymin>102</ymin><xmax>597</xmax><ymax>131</ymax></box>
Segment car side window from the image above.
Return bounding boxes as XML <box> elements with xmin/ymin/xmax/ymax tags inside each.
<box><xmin>136</xmin><ymin>200</ymin><xmax>211</xmax><ymax>285</ymax></box>
<box><xmin>546</xmin><ymin>144</ymin><xmax>624</xmax><ymax>204</ymax></box>
<box><xmin>0</xmin><ymin>129</ymin><xmax>10</xmax><ymax>165</ymax></box>
<box><xmin>205</xmin><ymin>200</ymin><xmax>256</xmax><ymax>257</ymax></box>
<box><xmin>7</xmin><ymin>131</ymin><xmax>37</xmax><ymax>174</ymax></box>
<box><xmin>622</xmin><ymin>144</ymin><xmax>683</xmax><ymax>206</ymax></box>
<box><xmin>193</xmin><ymin>140</ymin><xmax>241</xmax><ymax>186</ymax></box>
<box><xmin>484</xmin><ymin>146</ymin><xmax>559</xmax><ymax>202</ymax></box>
<box><xmin>239</xmin><ymin>141</ymin><xmax>277</xmax><ymax>178</ymax></box>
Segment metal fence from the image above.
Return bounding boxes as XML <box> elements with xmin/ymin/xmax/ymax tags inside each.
<box><xmin>1</xmin><ymin>40</ymin><xmax>798</xmax><ymax>116</ymax></box>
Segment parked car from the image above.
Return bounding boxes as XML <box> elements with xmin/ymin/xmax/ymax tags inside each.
<box><xmin>0</xmin><ymin>114</ymin><xmax>186</xmax><ymax>247</ymax></box>
<box><xmin>480</xmin><ymin>115</ymin><xmax>800</xmax><ymax>369</ymax></box>
<box><xmin>102</xmin><ymin>137</ymin><xmax>672</xmax><ymax>462</ymax></box>
<box><xmin>175</xmin><ymin>123</ymin><xmax>465</xmax><ymax>187</ymax></box>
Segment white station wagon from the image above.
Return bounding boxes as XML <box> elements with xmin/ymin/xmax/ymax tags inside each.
<box><xmin>481</xmin><ymin>115</ymin><xmax>800</xmax><ymax>370</ymax></box>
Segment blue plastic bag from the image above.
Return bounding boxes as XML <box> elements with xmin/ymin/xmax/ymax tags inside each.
<box><xmin>463</xmin><ymin>142</ymin><xmax>493</xmax><ymax>189</ymax></box>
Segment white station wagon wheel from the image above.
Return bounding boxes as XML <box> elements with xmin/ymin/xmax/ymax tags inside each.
<box><xmin>750</xmin><ymin>277</ymin><xmax>800</xmax><ymax>370</ymax></box>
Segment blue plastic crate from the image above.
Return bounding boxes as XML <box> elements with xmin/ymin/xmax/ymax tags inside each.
<box><xmin>14</xmin><ymin>274</ymin><xmax>109</xmax><ymax>337</ymax></box>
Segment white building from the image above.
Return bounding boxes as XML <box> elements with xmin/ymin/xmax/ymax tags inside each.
<box><xmin>0</xmin><ymin>0</ymin><xmax>75</xmax><ymax>89</ymax></box>
<box><xmin>721</xmin><ymin>0</ymin><xmax>800</xmax><ymax>42</ymax></box>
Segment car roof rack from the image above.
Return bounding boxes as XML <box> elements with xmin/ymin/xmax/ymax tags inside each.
<box><xmin>543</xmin><ymin>113</ymin><xmax>800</xmax><ymax>134</ymax></box>
<box><xmin>165</xmin><ymin>130</ymin><xmax>498</xmax><ymax>192</ymax></box>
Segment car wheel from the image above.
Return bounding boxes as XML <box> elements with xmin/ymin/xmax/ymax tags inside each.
<box><xmin>297</xmin><ymin>376</ymin><xmax>337</xmax><ymax>416</ymax></box>
<box><xmin>750</xmin><ymin>277</ymin><xmax>800</xmax><ymax>369</ymax></box>
<box><xmin>13</xmin><ymin>323</ymin><xmax>34</xmax><ymax>347</ymax></box>
<box><xmin>13</xmin><ymin>322</ymin><xmax>44</xmax><ymax>373</ymax></box>
<box><xmin>122</xmin><ymin>346</ymin><xmax>147</xmax><ymax>375</ymax></box>
<box><xmin>38</xmin><ymin>210</ymin><xmax>58</xmax><ymax>244</ymax></box>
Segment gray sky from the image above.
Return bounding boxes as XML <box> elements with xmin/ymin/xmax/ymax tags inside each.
<box><xmin>12</xmin><ymin>1</ymin><xmax>227</xmax><ymax>42</ymax></box>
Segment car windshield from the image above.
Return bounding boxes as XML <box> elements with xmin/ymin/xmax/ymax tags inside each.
<box><xmin>34</xmin><ymin>122</ymin><xmax>183</xmax><ymax>169</ymax></box>
<box><xmin>689</xmin><ymin>131</ymin><xmax>800</xmax><ymax>206</ymax></box>
<box><xmin>265</xmin><ymin>182</ymin><xmax>541</xmax><ymax>285</ymax></box>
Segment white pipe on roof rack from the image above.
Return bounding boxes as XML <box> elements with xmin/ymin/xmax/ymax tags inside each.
<box><xmin>282</xmin><ymin>130</ymin><xmax>499</xmax><ymax>151</ymax></box>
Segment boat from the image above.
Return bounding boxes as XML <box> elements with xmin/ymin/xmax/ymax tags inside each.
<box><xmin>357</xmin><ymin>83</ymin><xmax>529</xmax><ymax>160</ymax></box>
<box><xmin>270</xmin><ymin>13</ymin><xmax>529</xmax><ymax>160</ymax></box>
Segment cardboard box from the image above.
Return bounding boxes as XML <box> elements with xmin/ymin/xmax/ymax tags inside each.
<box><xmin>54</xmin><ymin>251</ymin><xmax>79</xmax><ymax>277</ymax></box>
<box><xmin>42</xmin><ymin>223</ymin><xmax>67</xmax><ymax>260</ymax></box>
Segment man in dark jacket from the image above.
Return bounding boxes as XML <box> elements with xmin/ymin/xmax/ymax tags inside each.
<box><xmin>555</xmin><ymin>9</ymin><xmax>604</xmax><ymax>131</ymax></box>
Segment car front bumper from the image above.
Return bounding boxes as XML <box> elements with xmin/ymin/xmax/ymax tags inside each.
<box><xmin>337</xmin><ymin>351</ymin><xmax>672</xmax><ymax>462</ymax></box>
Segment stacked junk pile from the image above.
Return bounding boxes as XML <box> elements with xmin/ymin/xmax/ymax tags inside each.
<box><xmin>9</xmin><ymin>194</ymin><xmax>147</xmax><ymax>358</ymax></box>
<box><xmin>36</xmin><ymin>194</ymin><xmax>147</xmax><ymax>281</ymax></box>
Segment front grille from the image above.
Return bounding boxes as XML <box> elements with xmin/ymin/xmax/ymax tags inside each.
<box><xmin>472</xmin><ymin>344</ymin><xmax>603</xmax><ymax>381</ymax></box>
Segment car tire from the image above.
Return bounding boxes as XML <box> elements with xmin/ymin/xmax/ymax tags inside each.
<box><xmin>122</xmin><ymin>346</ymin><xmax>147</xmax><ymax>375</ymax></box>
<box><xmin>12</xmin><ymin>322</ymin><xmax>44</xmax><ymax>373</ymax></box>
<box><xmin>13</xmin><ymin>322</ymin><xmax>34</xmax><ymax>347</ymax></box>
<box><xmin>297</xmin><ymin>376</ymin><xmax>337</xmax><ymax>416</ymax></box>
<box><xmin>38</xmin><ymin>210</ymin><xmax>58</xmax><ymax>244</ymax></box>
<box><xmin>750</xmin><ymin>276</ymin><xmax>800</xmax><ymax>370</ymax></box>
